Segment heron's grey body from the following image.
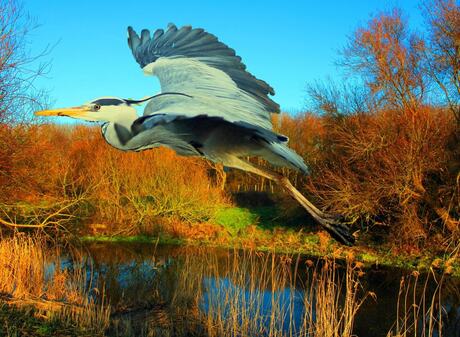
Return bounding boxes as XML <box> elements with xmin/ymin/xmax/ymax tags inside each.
<box><xmin>102</xmin><ymin>110</ymin><xmax>308</xmax><ymax>174</ymax></box>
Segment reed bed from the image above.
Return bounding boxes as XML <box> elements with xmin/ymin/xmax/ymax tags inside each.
<box><xmin>1</xmin><ymin>238</ymin><xmax>455</xmax><ymax>337</ymax></box>
<box><xmin>387</xmin><ymin>270</ymin><xmax>451</xmax><ymax>337</ymax></box>
<box><xmin>0</xmin><ymin>234</ymin><xmax>110</xmax><ymax>334</ymax></box>
<box><xmin>152</xmin><ymin>249</ymin><xmax>371</xmax><ymax>337</ymax></box>
<box><xmin>106</xmin><ymin>248</ymin><xmax>371</xmax><ymax>337</ymax></box>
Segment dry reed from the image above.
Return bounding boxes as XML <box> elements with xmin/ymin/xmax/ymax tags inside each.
<box><xmin>387</xmin><ymin>270</ymin><xmax>448</xmax><ymax>337</ymax></box>
<box><xmin>0</xmin><ymin>234</ymin><xmax>110</xmax><ymax>334</ymax></box>
<box><xmin>167</xmin><ymin>249</ymin><xmax>371</xmax><ymax>337</ymax></box>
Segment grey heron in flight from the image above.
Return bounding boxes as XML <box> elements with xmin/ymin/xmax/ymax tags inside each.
<box><xmin>35</xmin><ymin>24</ymin><xmax>354</xmax><ymax>245</ymax></box>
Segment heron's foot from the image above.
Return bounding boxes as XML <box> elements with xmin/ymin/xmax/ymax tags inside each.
<box><xmin>318</xmin><ymin>214</ymin><xmax>355</xmax><ymax>246</ymax></box>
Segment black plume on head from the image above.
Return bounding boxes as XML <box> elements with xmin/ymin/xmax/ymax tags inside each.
<box><xmin>90</xmin><ymin>93</ymin><xmax>193</xmax><ymax>107</ymax></box>
<box><xmin>91</xmin><ymin>98</ymin><xmax>126</xmax><ymax>106</ymax></box>
<box><xmin>124</xmin><ymin>92</ymin><xmax>193</xmax><ymax>106</ymax></box>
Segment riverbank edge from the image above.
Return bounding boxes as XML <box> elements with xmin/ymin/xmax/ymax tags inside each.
<box><xmin>80</xmin><ymin>233</ymin><xmax>460</xmax><ymax>278</ymax></box>
<box><xmin>0</xmin><ymin>303</ymin><xmax>98</xmax><ymax>337</ymax></box>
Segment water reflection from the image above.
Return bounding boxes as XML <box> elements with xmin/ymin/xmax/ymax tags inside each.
<box><xmin>80</xmin><ymin>242</ymin><xmax>459</xmax><ymax>337</ymax></box>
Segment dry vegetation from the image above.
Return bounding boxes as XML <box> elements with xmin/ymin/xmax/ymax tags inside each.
<box><xmin>0</xmin><ymin>124</ymin><xmax>227</xmax><ymax>237</ymax></box>
<box><xmin>198</xmin><ymin>253</ymin><xmax>370</xmax><ymax>337</ymax></box>
<box><xmin>104</xmin><ymin>247</ymin><xmax>372</xmax><ymax>337</ymax></box>
<box><xmin>0</xmin><ymin>234</ymin><xmax>110</xmax><ymax>334</ymax></box>
<box><xmin>286</xmin><ymin>108</ymin><xmax>458</xmax><ymax>245</ymax></box>
<box><xmin>0</xmin><ymin>1</ymin><xmax>458</xmax><ymax>251</ymax></box>
<box><xmin>386</xmin><ymin>269</ymin><xmax>458</xmax><ymax>337</ymax></box>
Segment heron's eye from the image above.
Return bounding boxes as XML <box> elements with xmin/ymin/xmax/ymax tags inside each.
<box><xmin>93</xmin><ymin>104</ymin><xmax>101</xmax><ymax>111</ymax></box>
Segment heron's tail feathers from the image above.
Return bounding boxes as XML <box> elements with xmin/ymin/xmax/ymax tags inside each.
<box><xmin>264</xmin><ymin>142</ymin><xmax>309</xmax><ymax>175</ymax></box>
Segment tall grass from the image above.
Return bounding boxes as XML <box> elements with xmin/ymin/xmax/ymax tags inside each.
<box><xmin>103</xmin><ymin>247</ymin><xmax>458</xmax><ymax>337</ymax></box>
<box><xmin>0</xmin><ymin>234</ymin><xmax>110</xmax><ymax>334</ymax></box>
<box><xmin>1</xmin><ymin>237</ymin><xmax>455</xmax><ymax>336</ymax></box>
<box><xmin>152</xmin><ymin>249</ymin><xmax>371</xmax><ymax>337</ymax></box>
<box><xmin>387</xmin><ymin>270</ymin><xmax>451</xmax><ymax>337</ymax></box>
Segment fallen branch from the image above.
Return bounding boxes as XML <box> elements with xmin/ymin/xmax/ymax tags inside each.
<box><xmin>0</xmin><ymin>197</ymin><xmax>83</xmax><ymax>230</ymax></box>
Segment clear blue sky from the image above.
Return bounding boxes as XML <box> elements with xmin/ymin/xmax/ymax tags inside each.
<box><xmin>25</xmin><ymin>0</ymin><xmax>425</xmax><ymax>113</ymax></box>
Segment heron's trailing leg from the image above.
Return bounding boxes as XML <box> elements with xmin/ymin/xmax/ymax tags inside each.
<box><xmin>224</xmin><ymin>157</ymin><xmax>355</xmax><ymax>246</ymax></box>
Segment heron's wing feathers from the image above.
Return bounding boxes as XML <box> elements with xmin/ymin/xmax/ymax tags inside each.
<box><xmin>127</xmin><ymin>24</ymin><xmax>279</xmax><ymax>130</ymax></box>
<box><xmin>131</xmin><ymin>113</ymin><xmax>308</xmax><ymax>173</ymax></box>
<box><xmin>127</xmin><ymin>24</ymin><xmax>278</xmax><ymax>113</ymax></box>
<box><xmin>124</xmin><ymin>123</ymin><xmax>201</xmax><ymax>156</ymax></box>
<box><xmin>132</xmin><ymin>113</ymin><xmax>286</xmax><ymax>143</ymax></box>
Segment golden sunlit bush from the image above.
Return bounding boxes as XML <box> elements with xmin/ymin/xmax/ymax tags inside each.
<box><xmin>0</xmin><ymin>124</ymin><xmax>227</xmax><ymax>234</ymax></box>
<box><xmin>303</xmin><ymin>108</ymin><xmax>459</xmax><ymax>244</ymax></box>
<box><xmin>0</xmin><ymin>124</ymin><xmax>79</xmax><ymax>203</ymax></box>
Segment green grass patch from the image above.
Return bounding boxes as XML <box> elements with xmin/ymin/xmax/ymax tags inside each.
<box><xmin>215</xmin><ymin>206</ymin><xmax>288</xmax><ymax>234</ymax></box>
<box><xmin>216</xmin><ymin>207</ymin><xmax>258</xmax><ymax>234</ymax></box>
<box><xmin>81</xmin><ymin>234</ymin><xmax>183</xmax><ymax>245</ymax></box>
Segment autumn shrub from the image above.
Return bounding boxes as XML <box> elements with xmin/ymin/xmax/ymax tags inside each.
<box><xmin>71</xmin><ymin>127</ymin><xmax>226</xmax><ymax>232</ymax></box>
<box><xmin>0</xmin><ymin>124</ymin><xmax>92</xmax><ymax>235</ymax></box>
<box><xmin>303</xmin><ymin>107</ymin><xmax>458</xmax><ymax>244</ymax></box>
<box><xmin>0</xmin><ymin>124</ymin><xmax>81</xmax><ymax>202</ymax></box>
<box><xmin>0</xmin><ymin>124</ymin><xmax>227</xmax><ymax>235</ymax></box>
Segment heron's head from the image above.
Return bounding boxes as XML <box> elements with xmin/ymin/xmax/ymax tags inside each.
<box><xmin>35</xmin><ymin>97</ymin><xmax>139</xmax><ymax>123</ymax></box>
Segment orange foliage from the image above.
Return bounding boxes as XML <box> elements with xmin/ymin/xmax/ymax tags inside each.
<box><xmin>1</xmin><ymin>1</ymin><xmax>458</xmax><ymax>248</ymax></box>
<box><xmin>341</xmin><ymin>9</ymin><xmax>425</xmax><ymax>112</ymax></box>
<box><xmin>0</xmin><ymin>108</ymin><xmax>457</xmax><ymax>245</ymax></box>
<box><xmin>0</xmin><ymin>124</ymin><xmax>227</xmax><ymax>233</ymax></box>
<box><xmin>301</xmin><ymin>107</ymin><xmax>458</xmax><ymax>243</ymax></box>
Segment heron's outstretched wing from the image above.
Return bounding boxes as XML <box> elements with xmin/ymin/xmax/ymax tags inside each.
<box><xmin>127</xmin><ymin>24</ymin><xmax>279</xmax><ymax>130</ymax></box>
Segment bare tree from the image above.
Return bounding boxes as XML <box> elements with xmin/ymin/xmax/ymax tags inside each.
<box><xmin>0</xmin><ymin>0</ymin><xmax>50</xmax><ymax>124</ymax></box>
<box><xmin>339</xmin><ymin>9</ymin><xmax>426</xmax><ymax>114</ymax></box>
<box><xmin>306</xmin><ymin>80</ymin><xmax>378</xmax><ymax>116</ymax></box>
<box><xmin>303</xmin><ymin>5</ymin><xmax>460</xmax><ymax>243</ymax></box>
<box><xmin>422</xmin><ymin>0</ymin><xmax>460</xmax><ymax>122</ymax></box>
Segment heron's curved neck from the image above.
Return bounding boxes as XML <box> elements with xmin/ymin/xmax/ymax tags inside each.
<box><xmin>101</xmin><ymin>117</ymin><xmax>138</xmax><ymax>151</ymax></box>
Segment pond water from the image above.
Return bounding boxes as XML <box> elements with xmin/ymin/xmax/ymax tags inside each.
<box><xmin>76</xmin><ymin>242</ymin><xmax>459</xmax><ymax>337</ymax></box>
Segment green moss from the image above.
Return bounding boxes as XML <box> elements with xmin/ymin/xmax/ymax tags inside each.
<box><xmin>215</xmin><ymin>207</ymin><xmax>259</xmax><ymax>234</ymax></box>
<box><xmin>81</xmin><ymin>234</ymin><xmax>183</xmax><ymax>245</ymax></box>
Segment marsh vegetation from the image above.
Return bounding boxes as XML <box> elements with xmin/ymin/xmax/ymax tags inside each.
<box><xmin>0</xmin><ymin>236</ymin><xmax>459</xmax><ymax>337</ymax></box>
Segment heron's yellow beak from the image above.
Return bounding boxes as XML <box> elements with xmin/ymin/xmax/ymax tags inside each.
<box><xmin>35</xmin><ymin>106</ymin><xmax>91</xmax><ymax>118</ymax></box>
